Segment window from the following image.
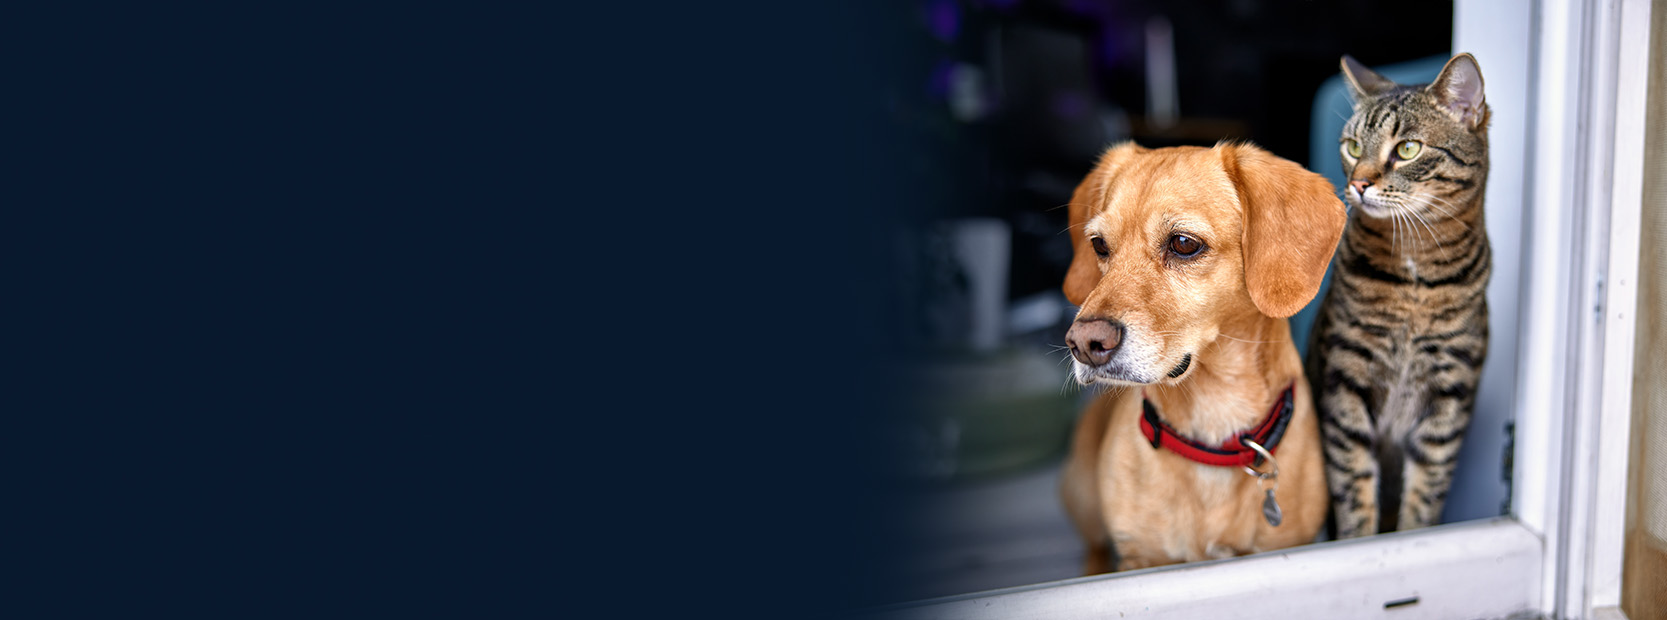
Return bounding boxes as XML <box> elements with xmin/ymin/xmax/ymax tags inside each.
<box><xmin>864</xmin><ymin>1</ymin><xmax>1661</xmax><ymax>618</ymax></box>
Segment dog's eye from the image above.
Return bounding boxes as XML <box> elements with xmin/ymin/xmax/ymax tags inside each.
<box><xmin>1091</xmin><ymin>237</ymin><xmax>1109</xmax><ymax>258</ymax></box>
<box><xmin>1167</xmin><ymin>234</ymin><xmax>1204</xmax><ymax>258</ymax></box>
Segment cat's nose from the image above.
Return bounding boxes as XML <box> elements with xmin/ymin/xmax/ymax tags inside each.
<box><xmin>1349</xmin><ymin>179</ymin><xmax>1373</xmax><ymax>195</ymax></box>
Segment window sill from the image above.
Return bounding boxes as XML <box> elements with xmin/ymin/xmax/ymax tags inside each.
<box><xmin>859</xmin><ymin>517</ymin><xmax>1542</xmax><ymax>620</ymax></box>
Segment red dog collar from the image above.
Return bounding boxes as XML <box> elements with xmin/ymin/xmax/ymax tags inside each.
<box><xmin>1139</xmin><ymin>383</ymin><xmax>1296</xmax><ymax>468</ymax></box>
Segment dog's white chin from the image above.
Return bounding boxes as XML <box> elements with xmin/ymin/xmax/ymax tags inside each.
<box><xmin>1072</xmin><ymin>361</ymin><xmax>1146</xmax><ymax>386</ymax></box>
<box><xmin>1072</xmin><ymin>356</ymin><xmax>1193</xmax><ymax>387</ymax></box>
<box><xmin>1073</xmin><ymin>373</ymin><xmax>1147</xmax><ymax>388</ymax></box>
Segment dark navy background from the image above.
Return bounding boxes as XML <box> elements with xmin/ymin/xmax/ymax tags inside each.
<box><xmin>14</xmin><ymin>2</ymin><xmax>917</xmax><ymax>617</ymax></box>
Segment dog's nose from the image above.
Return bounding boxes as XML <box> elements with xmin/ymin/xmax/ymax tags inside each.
<box><xmin>1066</xmin><ymin>318</ymin><xmax>1124</xmax><ymax>367</ymax></box>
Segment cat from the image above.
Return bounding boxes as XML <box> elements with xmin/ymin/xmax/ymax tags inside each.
<box><xmin>1306</xmin><ymin>53</ymin><xmax>1492</xmax><ymax>539</ymax></box>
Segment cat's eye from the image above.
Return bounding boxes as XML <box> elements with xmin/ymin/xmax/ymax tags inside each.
<box><xmin>1167</xmin><ymin>234</ymin><xmax>1204</xmax><ymax>258</ymax></box>
<box><xmin>1343</xmin><ymin>138</ymin><xmax>1363</xmax><ymax>159</ymax></box>
<box><xmin>1091</xmin><ymin>237</ymin><xmax>1109</xmax><ymax>259</ymax></box>
<box><xmin>1396</xmin><ymin>140</ymin><xmax>1423</xmax><ymax>160</ymax></box>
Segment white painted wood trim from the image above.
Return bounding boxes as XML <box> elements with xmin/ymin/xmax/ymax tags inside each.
<box><xmin>1589</xmin><ymin>0</ymin><xmax>1653</xmax><ymax>609</ymax></box>
<box><xmin>1512</xmin><ymin>0</ymin><xmax>1578</xmax><ymax>541</ymax></box>
<box><xmin>1513</xmin><ymin>3</ymin><xmax>1583</xmax><ymax>613</ymax></box>
<box><xmin>856</xmin><ymin>519</ymin><xmax>1542</xmax><ymax>620</ymax></box>
<box><xmin>1556</xmin><ymin>0</ymin><xmax>1618</xmax><ymax>611</ymax></box>
<box><xmin>1511</xmin><ymin>0</ymin><xmax>1655</xmax><ymax>615</ymax></box>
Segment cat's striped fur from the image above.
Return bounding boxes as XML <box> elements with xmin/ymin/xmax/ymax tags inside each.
<box><xmin>1306</xmin><ymin>53</ymin><xmax>1491</xmax><ymax>538</ymax></box>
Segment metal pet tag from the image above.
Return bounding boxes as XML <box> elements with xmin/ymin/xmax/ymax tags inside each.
<box><xmin>1262</xmin><ymin>489</ymin><xmax>1283</xmax><ymax>527</ymax></box>
<box><xmin>1241</xmin><ymin>437</ymin><xmax>1283</xmax><ymax>527</ymax></box>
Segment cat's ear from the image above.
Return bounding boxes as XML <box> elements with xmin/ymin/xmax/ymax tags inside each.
<box><xmin>1429</xmin><ymin>53</ymin><xmax>1487</xmax><ymax>130</ymax></box>
<box><xmin>1340</xmin><ymin>55</ymin><xmax>1395</xmax><ymax>105</ymax></box>
<box><xmin>1064</xmin><ymin>142</ymin><xmax>1145</xmax><ymax>306</ymax></box>
<box><xmin>1221</xmin><ymin>143</ymin><xmax>1347</xmax><ymax>319</ymax></box>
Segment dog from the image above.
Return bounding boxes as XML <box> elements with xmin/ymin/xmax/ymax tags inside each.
<box><xmin>1058</xmin><ymin>142</ymin><xmax>1344</xmax><ymax>573</ymax></box>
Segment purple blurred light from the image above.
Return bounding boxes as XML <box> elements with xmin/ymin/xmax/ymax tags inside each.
<box><xmin>925</xmin><ymin>0</ymin><xmax>959</xmax><ymax>42</ymax></box>
<box><xmin>1052</xmin><ymin>91</ymin><xmax>1089</xmax><ymax>120</ymax></box>
<box><xmin>927</xmin><ymin>58</ymin><xmax>957</xmax><ymax>99</ymax></box>
<box><xmin>1063</xmin><ymin>0</ymin><xmax>1103</xmax><ymax>15</ymax></box>
<box><xmin>1099</xmin><ymin>32</ymin><xmax>1124</xmax><ymax>67</ymax></box>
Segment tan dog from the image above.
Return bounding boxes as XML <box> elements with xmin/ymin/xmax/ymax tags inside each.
<box><xmin>1058</xmin><ymin>142</ymin><xmax>1345</xmax><ymax>574</ymax></box>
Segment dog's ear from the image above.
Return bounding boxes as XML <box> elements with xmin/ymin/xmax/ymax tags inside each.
<box><xmin>1065</xmin><ymin>142</ymin><xmax>1145</xmax><ymax>305</ymax></box>
<box><xmin>1221</xmin><ymin>144</ymin><xmax>1347</xmax><ymax>318</ymax></box>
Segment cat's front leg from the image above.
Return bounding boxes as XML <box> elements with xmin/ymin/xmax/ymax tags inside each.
<box><xmin>1318</xmin><ymin>374</ymin><xmax>1380</xmax><ymax>538</ymax></box>
<box><xmin>1398</xmin><ymin>391</ymin><xmax>1476</xmax><ymax>529</ymax></box>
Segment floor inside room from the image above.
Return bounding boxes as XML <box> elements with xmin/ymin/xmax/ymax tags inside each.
<box><xmin>891</xmin><ymin>458</ymin><xmax>1083</xmax><ymax>603</ymax></box>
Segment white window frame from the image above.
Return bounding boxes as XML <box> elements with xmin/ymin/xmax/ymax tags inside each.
<box><xmin>1518</xmin><ymin>0</ymin><xmax>1651</xmax><ymax>616</ymax></box>
<box><xmin>859</xmin><ymin>1</ymin><xmax>1655</xmax><ymax>618</ymax></box>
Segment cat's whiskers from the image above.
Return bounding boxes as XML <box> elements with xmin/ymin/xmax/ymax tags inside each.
<box><xmin>1386</xmin><ymin>200</ymin><xmax>1405</xmax><ymax>254</ymax></box>
<box><xmin>1403</xmin><ymin>201</ymin><xmax>1449</xmax><ymax>258</ymax></box>
<box><xmin>1414</xmin><ymin>195</ymin><xmax>1475</xmax><ymax>232</ymax></box>
<box><xmin>1384</xmin><ymin>195</ymin><xmax>1439</xmax><ymax>258</ymax></box>
<box><xmin>1396</xmin><ymin>209</ymin><xmax>1421</xmax><ymax>257</ymax></box>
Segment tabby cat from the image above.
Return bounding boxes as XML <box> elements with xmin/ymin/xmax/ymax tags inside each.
<box><xmin>1307</xmin><ymin>53</ymin><xmax>1491</xmax><ymax>538</ymax></box>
